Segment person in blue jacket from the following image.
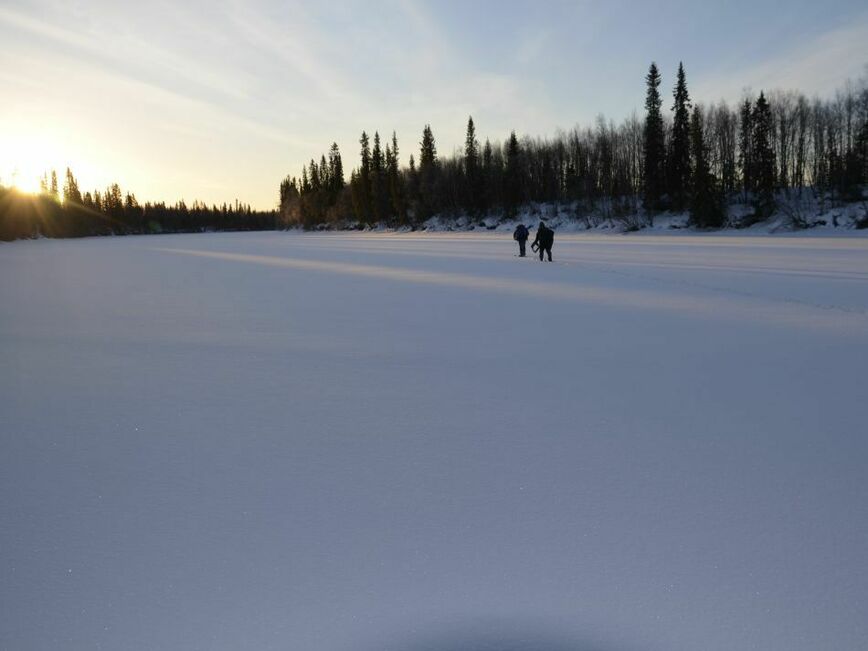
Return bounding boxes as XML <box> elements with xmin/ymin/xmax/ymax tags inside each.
<box><xmin>513</xmin><ymin>223</ymin><xmax>529</xmax><ymax>257</ymax></box>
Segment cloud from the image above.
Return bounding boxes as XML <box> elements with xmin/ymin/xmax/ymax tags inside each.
<box><xmin>0</xmin><ymin>4</ymin><xmax>249</xmax><ymax>103</ymax></box>
<box><xmin>694</xmin><ymin>17</ymin><xmax>868</xmax><ymax>103</ymax></box>
<box><xmin>223</xmin><ymin>0</ymin><xmax>357</xmax><ymax>103</ymax></box>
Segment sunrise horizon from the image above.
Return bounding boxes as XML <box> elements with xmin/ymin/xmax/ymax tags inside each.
<box><xmin>3</xmin><ymin>1</ymin><xmax>867</xmax><ymax>210</ymax></box>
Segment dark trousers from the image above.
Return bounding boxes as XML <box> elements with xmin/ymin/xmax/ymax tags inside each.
<box><xmin>518</xmin><ymin>240</ymin><xmax>527</xmax><ymax>257</ymax></box>
<box><xmin>539</xmin><ymin>245</ymin><xmax>552</xmax><ymax>261</ymax></box>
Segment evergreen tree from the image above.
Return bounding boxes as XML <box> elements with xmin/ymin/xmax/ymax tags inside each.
<box><xmin>418</xmin><ymin>124</ymin><xmax>439</xmax><ymax>219</ymax></box>
<box><xmin>320</xmin><ymin>154</ymin><xmax>329</xmax><ymax>192</ymax></box>
<box><xmin>751</xmin><ymin>92</ymin><xmax>776</xmax><ymax>218</ymax></box>
<box><xmin>349</xmin><ymin>169</ymin><xmax>365</xmax><ymax>222</ymax></box>
<box><xmin>463</xmin><ymin>116</ymin><xmax>482</xmax><ymax>215</ymax></box>
<box><xmin>309</xmin><ymin>159</ymin><xmax>321</xmax><ymax>193</ymax></box>
<box><xmin>481</xmin><ymin>138</ymin><xmax>494</xmax><ymax>213</ymax></box>
<box><xmin>669</xmin><ymin>62</ymin><xmax>692</xmax><ymax>211</ymax></box>
<box><xmin>407</xmin><ymin>154</ymin><xmax>420</xmax><ymax>223</ymax></box>
<box><xmin>643</xmin><ymin>62</ymin><xmax>666</xmax><ymax>214</ymax></box>
<box><xmin>49</xmin><ymin>170</ymin><xmax>59</xmax><ymax>200</ymax></box>
<box><xmin>358</xmin><ymin>131</ymin><xmax>372</xmax><ymax>223</ymax></box>
<box><xmin>328</xmin><ymin>143</ymin><xmax>344</xmax><ymax>196</ymax></box>
<box><xmin>688</xmin><ymin>106</ymin><xmax>724</xmax><ymax>228</ymax></box>
<box><xmin>279</xmin><ymin>176</ymin><xmax>300</xmax><ymax>225</ymax></box>
<box><xmin>63</xmin><ymin>168</ymin><xmax>82</xmax><ymax>205</ymax></box>
<box><xmin>124</xmin><ymin>192</ymin><xmax>144</xmax><ymax>232</ymax></box>
<box><xmin>388</xmin><ymin>132</ymin><xmax>406</xmax><ymax>225</ymax></box>
<box><xmin>370</xmin><ymin>131</ymin><xmax>385</xmax><ymax>222</ymax></box>
<box><xmin>504</xmin><ymin>131</ymin><xmax>523</xmax><ymax>217</ymax></box>
<box><xmin>63</xmin><ymin>168</ymin><xmax>84</xmax><ymax>236</ymax></box>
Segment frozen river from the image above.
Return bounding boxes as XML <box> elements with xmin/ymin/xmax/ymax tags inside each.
<box><xmin>2</xmin><ymin>231</ymin><xmax>867</xmax><ymax>651</ymax></box>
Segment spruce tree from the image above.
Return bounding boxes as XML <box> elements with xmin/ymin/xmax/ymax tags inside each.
<box><xmin>50</xmin><ymin>170</ymin><xmax>59</xmax><ymax>200</ymax></box>
<box><xmin>358</xmin><ymin>132</ymin><xmax>372</xmax><ymax>223</ymax></box>
<box><xmin>504</xmin><ymin>131</ymin><xmax>523</xmax><ymax>217</ymax></box>
<box><xmin>371</xmin><ymin>132</ymin><xmax>385</xmax><ymax>223</ymax></box>
<box><xmin>751</xmin><ymin>92</ymin><xmax>776</xmax><ymax>219</ymax></box>
<box><xmin>464</xmin><ymin>116</ymin><xmax>481</xmax><ymax>215</ymax></box>
<box><xmin>62</xmin><ymin>168</ymin><xmax>83</xmax><ymax>236</ymax></box>
<box><xmin>643</xmin><ymin>62</ymin><xmax>666</xmax><ymax>215</ymax></box>
<box><xmin>319</xmin><ymin>155</ymin><xmax>329</xmax><ymax>191</ymax></box>
<box><xmin>482</xmin><ymin>138</ymin><xmax>493</xmax><ymax>214</ymax></box>
<box><xmin>63</xmin><ymin>168</ymin><xmax>82</xmax><ymax>205</ymax></box>
<box><xmin>669</xmin><ymin>62</ymin><xmax>692</xmax><ymax>211</ymax></box>
<box><xmin>688</xmin><ymin>106</ymin><xmax>724</xmax><ymax>228</ymax></box>
<box><xmin>349</xmin><ymin>169</ymin><xmax>365</xmax><ymax>222</ymax></box>
<box><xmin>328</xmin><ymin>143</ymin><xmax>344</xmax><ymax>197</ymax></box>
<box><xmin>418</xmin><ymin>125</ymin><xmax>439</xmax><ymax>219</ymax></box>
<box><xmin>407</xmin><ymin>154</ymin><xmax>420</xmax><ymax>224</ymax></box>
<box><xmin>388</xmin><ymin>132</ymin><xmax>406</xmax><ymax>225</ymax></box>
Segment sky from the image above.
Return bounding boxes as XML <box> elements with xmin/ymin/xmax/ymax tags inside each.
<box><xmin>1</xmin><ymin>0</ymin><xmax>867</xmax><ymax>209</ymax></box>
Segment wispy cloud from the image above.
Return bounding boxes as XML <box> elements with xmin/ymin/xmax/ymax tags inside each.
<box><xmin>2</xmin><ymin>0</ymin><xmax>865</xmax><ymax>208</ymax></box>
<box><xmin>0</xmin><ymin>4</ymin><xmax>249</xmax><ymax>103</ymax></box>
<box><xmin>223</xmin><ymin>0</ymin><xmax>356</xmax><ymax>103</ymax></box>
<box><xmin>694</xmin><ymin>17</ymin><xmax>868</xmax><ymax>102</ymax></box>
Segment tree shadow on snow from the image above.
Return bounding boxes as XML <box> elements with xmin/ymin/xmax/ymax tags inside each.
<box><xmin>360</xmin><ymin>617</ymin><xmax>638</xmax><ymax>651</ymax></box>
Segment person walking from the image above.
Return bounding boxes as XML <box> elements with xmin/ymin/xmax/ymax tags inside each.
<box><xmin>531</xmin><ymin>221</ymin><xmax>554</xmax><ymax>261</ymax></box>
<box><xmin>513</xmin><ymin>223</ymin><xmax>529</xmax><ymax>257</ymax></box>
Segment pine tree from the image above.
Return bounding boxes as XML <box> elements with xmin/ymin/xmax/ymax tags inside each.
<box><xmin>309</xmin><ymin>159</ymin><xmax>321</xmax><ymax>193</ymax></box>
<box><xmin>464</xmin><ymin>116</ymin><xmax>481</xmax><ymax>215</ymax></box>
<box><xmin>49</xmin><ymin>170</ymin><xmax>59</xmax><ymax>200</ymax></box>
<box><xmin>643</xmin><ymin>62</ymin><xmax>666</xmax><ymax>215</ymax></box>
<box><xmin>371</xmin><ymin>132</ymin><xmax>385</xmax><ymax>222</ymax></box>
<box><xmin>328</xmin><ymin>143</ymin><xmax>344</xmax><ymax>197</ymax></box>
<box><xmin>62</xmin><ymin>168</ymin><xmax>84</xmax><ymax>236</ymax></box>
<box><xmin>407</xmin><ymin>154</ymin><xmax>420</xmax><ymax>223</ymax></box>
<box><xmin>349</xmin><ymin>169</ymin><xmax>364</xmax><ymax>222</ymax></box>
<box><xmin>63</xmin><ymin>168</ymin><xmax>82</xmax><ymax>204</ymax></box>
<box><xmin>688</xmin><ymin>106</ymin><xmax>724</xmax><ymax>228</ymax></box>
<box><xmin>388</xmin><ymin>132</ymin><xmax>406</xmax><ymax>225</ymax></box>
<box><xmin>418</xmin><ymin>125</ymin><xmax>439</xmax><ymax>219</ymax></box>
<box><xmin>504</xmin><ymin>131</ymin><xmax>523</xmax><ymax>217</ymax></box>
<box><xmin>482</xmin><ymin>138</ymin><xmax>494</xmax><ymax>213</ymax></box>
<box><xmin>321</xmin><ymin>154</ymin><xmax>330</xmax><ymax>190</ymax></box>
<box><xmin>751</xmin><ymin>92</ymin><xmax>776</xmax><ymax>218</ymax></box>
<box><xmin>669</xmin><ymin>62</ymin><xmax>692</xmax><ymax>211</ymax></box>
<box><xmin>358</xmin><ymin>131</ymin><xmax>372</xmax><ymax>223</ymax></box>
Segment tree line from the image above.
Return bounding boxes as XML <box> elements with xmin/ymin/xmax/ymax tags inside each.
<box><xmin>280</xmin><ymin>62</ymin><xmax>868</xmax><ymax>230</ymax></box>
<box><xmin>0</xmin><ymin>169</ymin><xmax>276</xmax><ymax>242</ymax></box>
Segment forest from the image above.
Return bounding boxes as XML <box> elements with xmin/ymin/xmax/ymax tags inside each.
<box><xmin>3</xmin><ymin>61</ymin><xmax>867</xmax><ymax>242</ymax></box>
<box><xmin>0</xmin><ymin>171</ymin><xmax>275</xmax><ymax>242</ymax></box>
<box><xmin>280</xmin><ymin>62</ymin><xmax>868</xmax><ymax>230</ymax></box>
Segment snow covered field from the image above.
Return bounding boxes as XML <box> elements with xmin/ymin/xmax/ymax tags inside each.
<box><xmin>2</xmin><ymin>231</ymin><xmax>867</xmax><ymax>651</ymax></box>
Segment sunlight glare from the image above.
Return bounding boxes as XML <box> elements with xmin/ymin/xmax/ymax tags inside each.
<box><xmin>1</xmin><ymin>132</ymin><xmax>64</xmax><ymax>194</ymax></box>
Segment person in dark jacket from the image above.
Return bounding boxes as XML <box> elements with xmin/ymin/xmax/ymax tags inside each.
<box><xmin>513</xmin><ymin>223</ymin><xmax>529</xmax><ymax>257</ymax></box>
<box><xmin>531</xmin><ymin>221</ymin><xmax>554</xmax><ymax>261</ymax></box>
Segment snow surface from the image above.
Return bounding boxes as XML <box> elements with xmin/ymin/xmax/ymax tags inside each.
<box><xmin>2</xmin><ymin>231</ymin><xmax>867</xmax><ymax>651</ymax></box>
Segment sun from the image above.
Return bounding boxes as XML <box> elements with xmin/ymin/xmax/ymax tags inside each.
<box><xmin>1</xmin><ymin>132</ymin><xmax>64</xmax><ymax>194</ymax></box>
